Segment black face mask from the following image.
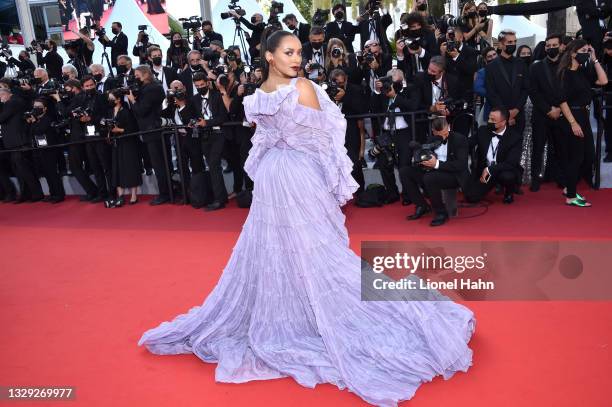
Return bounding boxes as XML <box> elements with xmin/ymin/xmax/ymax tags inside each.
<box><xmin>152</xmin><ymin>56</ymin><xmax>163</xmax><ymax>66</ymax></box>
<box><xmin>173</xmin><ymin>39</ymin><xmax>182</xmax><ymax>47</ymax></box>
<box><xmin>197</xmin><ymin>87</ymin><xmax>209</xmax><ymax>96</ymax></box>
<box><xmin>111</xmin><ymin>28</ymin><xmax>119</xmax><ymax>35</ymax></box>
<box><xmin>85</xmin><ymin>88</ymin><xmax>96</xmax><ymax>97</ymax></box>
<box><xmin>487</xmin><ymin>122</ymin><xmax>497</xmax><ymax>132</ymax></box>
<box><xmin>334</xmin><ymin>11</ymin><xmax>344</xmax><ymax>20</ymax></box>
<box><xmin>575</xmin><ymin>52</ymin><xmax>590</xmax><ymax>65</ymax></box>
<box><xmin>31</xmin><ymin>77</ymin><xmax>42</xmax><ymax>85</ymax></box>
<box><xmin>504</xmin><ymin>44</ymin><xmax>516</xmax><ymax>55</ymax></box>
<box><xmin>62</xmin><ymin>74</ymin><xmax>70</xmax><ymax>82</ymax></box>
<box><xmin>32</xmin><ymin>107</ymin><xmax>44</xmax><ymax>116</ymax></box>
<box><xmin>417</xmin><ymin>3</ymin><xmax>428</xmax><ymax>11</ymax></box>
<box><xmin>191</xmin><ymin>64</ymin><xmax>201</xmax><ymax>71</ymax></box>
<box><xmin>287</xmin><ymin>24</ymin><xmax>296</xmax><ymax>31</ymax></box>
<box><xmin>408</xmin><ymin>29</ymin><xmax>422</xmax><ymax>38</ymax></box>
<box><xmin>135</xmin><ymin>78</ymin><xmax>144</xmax><ymax>87</ymax></box>
<box><xmin>546</xmin><ymin>47</ymin><xmax>560</xmax><ymax>59</ymax></box>
<box><xmin>520</xmin><ymin>56</ymin><xmax>531</xmax><ymax>65</ymax></box>
<box><xmin>108</xmin><ymin>98</ymin><xmax>116</xmax><ymax>107</ymax></box>
<box><xmin>392</xmin><ymin>81</ymin><xmax>403</xmax><ymax>93</ymax></box>
<box><xmin>311</xmin><ymin>42</ymin><xmax>323</xmax><ymax>50</ymax></box>
<box><xmin>251</xmin><ymin>16</ymin><xmax>258</xmax><ymax>24</ymax></box>
<box><xmin>478</xmin><ymin>9</ymin><xmax>488</xmax><ymax>17</ymax></box>
<box><xmin>93</xmin><ymin>73</ymin><xmax>103</xmax><ymax>82</ymax></box>
<box><xmin>116</xmin><ymin>65</ymin><xmax>127</xmax><ymax>75</ymax></box>
<box><xmin>428</xmin><ymin>73</ymin><xmax>437</xmax><ymax>82</ymax></box>
<box><xmin>467</xmin><ymin>12</ymin><xmax>477</xmax><ymax>18</ymax></box>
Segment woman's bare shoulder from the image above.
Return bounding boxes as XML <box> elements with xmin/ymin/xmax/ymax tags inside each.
<box><xmin>294</xmin><ymin>78</ymin><xmax>321</xmax><ymax>111</ymax></box>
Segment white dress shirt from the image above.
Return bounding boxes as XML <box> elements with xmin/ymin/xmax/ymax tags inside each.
<box><xmin>383</xmin><ymin>96</ymin><xmax>408</xmax><ymax>130</ymax></box>
<box><xmin>487</xmin><ymin>126</ymin><xmax>506</xmax><ymax>165</ymax></box>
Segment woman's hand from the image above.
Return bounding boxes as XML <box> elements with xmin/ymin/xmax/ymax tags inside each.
<box><xmin>571</xmin><ymin>122</ymin><xmax>584</xmax><ymax>138</ymax></box>
<box><xmin>111</xmin><ymin>126</ymin><xmax>124</xmax><ymax>134</ymax></box>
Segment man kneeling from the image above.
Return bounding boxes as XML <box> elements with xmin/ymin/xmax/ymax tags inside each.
<box><xmin>399</xmin><ymin>116</ymin><xmax>469</xmax><ymax>227</ymax></box>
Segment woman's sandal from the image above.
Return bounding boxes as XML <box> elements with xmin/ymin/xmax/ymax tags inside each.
<box><xmin>562</xmin><ymin>191</ymin><xmax>586</xmax><ymax>201</ymax></box>
<box><xmin>565</xmin><ymin>197</ymin><xmax>592</xmax><ymax>207</ymax></box>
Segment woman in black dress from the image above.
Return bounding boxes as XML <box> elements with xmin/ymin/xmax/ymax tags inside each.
<box><xmin>146</xmin><ymin>0</ymin><xmax>164</xmax><ymax>15</ymax></box>
<box><xmin>107</xmin><ymin>89</ymin><xmax>142</xmax><ymax>206</ymax></box>
<box><xmin>557</xmin><ymin>39</ymin><xmax>608</xmax><ymax>207</ymax></box>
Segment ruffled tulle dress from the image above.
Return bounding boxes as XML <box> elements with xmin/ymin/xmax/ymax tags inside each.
<box><xmin>138</xmin><ymin>77</ymin><xmax>476</xmax><ymax>407</ymax></box>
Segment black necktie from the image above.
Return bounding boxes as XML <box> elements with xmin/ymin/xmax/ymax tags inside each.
<box><xmin>441</xmin><ymin>138</ymin><xmax>448</xmax><ymax>145</ymax></box>
<box><xmin>293</xmin><ymin>29</ymin><xmax>298</xmax><ymax>36</ymax></box>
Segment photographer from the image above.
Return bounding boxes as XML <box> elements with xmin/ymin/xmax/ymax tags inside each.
<box><xmin>179</xmin><ymin>50</ymin><xmax>208</xmax><ymax>97</ymax></box>
<box><xmin>67</xmin><ymin>27</ymin><xmax>95</xmax><ymax>68</ymax></box>
<box><xmin>61</xmin><ymin>64</ymin><xmax>79</xmax><ymax>82</ymax></box>
<box><xmin>399</xmin><ymin>116</ymin><xmax>469</xmax><ymax>226</ymax></box>
<box><xmin>371</xmin><ymin>68</ymin><xmax>419</xmax><ymax>203</ymax></box>
<box><xmin>106</xmin><ymin>55</ymin><xmax>135</xmax><ymax>94</ymax></box>
<box><xmin>98</xmin><ymin>22</ymin><xmax>129</xmax><ymax>68</ymax></box>
<box><xmin>162</xmin><ymin>80</ymin><xmax>204</xmax><ymax>190</ymax></box>
<box><xmin>194</xmin><ymin>20</ymin><xmax>224</xmax><ymax>50</ymax></box>
<box><xmin>458</xmin><ymin>2</ymin><xmax>489</xmax><ymax>50</ymax></box>
<box><xmin>105</xmin><ymin>88</ymin><xmax>142</xmax><ymax>206</ymax></box>
<box><xmin>357</xmin><ymin>0</ymin><xmax>393</xmax><ymax>54</ymax></box>
<box><xmin>327</xmin><ymin>69</ymin><xmax>368</xmax><ymax>193</ymax></box>
<box><xmin>166</xmin><ymin>32</ymin><xmax>190</xmax><ymax>72</ymax></box>
<box><xmin>576</xmin><ymin>0</ymin><xmax>608</xmax><ymax>55</ymax></box>
<box><xmin>128</xmin><ymin>65</ymin><xmax>168</xmax><ymax>206</ymax></box>
<box><xmin>21</xmin><ymin>68</ymin><xmax>60</xmax><ymax>120</ymax></box>
<box><xmin>324</xmin><ymin>38</ymin><xmax>361</xmax><ymax>84</ymax></box>
<box><xmin>476</xmin><ymin>2</ymin><xmax>493</xmax><ymax>47</ymax></box>
<box><xmin>148</xmin><ymin>46</ymin><xmax>176</xmax><ymax>92</ymax></box>
<box><xmin>191</xmin><ymin>72</ymin><xmax>229</xmax><ymax>211</ymax></box>
<box><xmin>26</xmin><ymin>98</ymin><xmax>64</xmax><ymax>203</ymax></box>
<box><xmin>34</xmin><ymin>39</ymin><xmax>64</xmax><ymax>81</ymax></box>
<box><xmin>0</xmin><ymin>87</ymin><xmax>44</xmax><ymax>202</ymax></box>
<box><xmin>89</xmin><ymin>64</ymin><xmax>110</xmax><ymax>93</ymax></box>
<box><xmin>231</xmin><ymin>10</ymin><xmax>265</xmax><ymax>60</ymax></box>
<box><xmin>132</xmin><ymin>30</ymin><xmax>152</xmax><ymax>65</ymax></box>
<box><xmin>64</xmin><ymin>40</ymin><xmax>87</xmax><ymax>78</ymax></box>
<box><xmin>302</xmin><ymin>26</ymin><xmax>328</xmax><ymax>83</ymax></box>
<box><xmin>485</xmin><ymin>30</ymin><xmax>529</xmax><ymax>134</ymax></box>
<box><xmin>412</xmin><ymin>0</ymin><xmax>435</xmax><ymax>27</ymax></box>
<box><xmin>395</xmin><ymin>12</ymin><xmax>438</xmax><ymax>82</ymax></box>
<box><xmin>283</xmin><ymin>14</ymin><xmax>311</xmax><ymax>45</ymax></box>
<box><xmin>359</xmin><ymin>39</ymin><xmax>392</xmax><ymax>95</ymax></box>
<box><xmin>9</xmin><ymin>50</ymin><xmax>36</xmax><ymax>73</ymax></box>
<box><xmin>465</xmin><ymin>107</ymin><xmax>523</xmax><ymax>204</ymax></box>
<box><xmin>324</xmin><ymin>5</ymin><xmax>358</xmax><ymax>53</ymax></box>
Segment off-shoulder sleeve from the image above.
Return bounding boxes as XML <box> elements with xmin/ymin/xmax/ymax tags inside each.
<box><xmin>286</xmin><ymin>82</ymin><xmax>359</xmax><ymax>206</ymax></box>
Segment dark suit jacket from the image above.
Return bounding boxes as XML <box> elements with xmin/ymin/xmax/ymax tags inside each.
<box><xmin>528</xmin><ymin>58</ymin><xmax>562</xmax><ymax>115</ymax></box>
<box><xmin>190</xmin><ymin>89</ymin><xmax>229</xmax><ymax>130</ymax></box>
<box><xmin>428</xmin><ymin>131</ymin><xmax>470</xmax><ymax>188</ymax></box>
<box><xmin>358</xmin><ymin>13</ymin><xmax>393</xmax><ymax>53</ymax></box>
<box><xmin>162</xmin><ymin>100</ymin><xmax>199</xmax><ymax>136</ymax></box>
<box><xmin>36</xmin><ymin>50</ymin><xmax>64</xmax><ymax>80</ymax></box>
<box><xmin>132</xmin><ymin>82</ymin><xmax>165</xmax><ymax>142</ymax></box>
<box><xmin>325</xmin><ymin>20</ymin><xmax>357</xmax><ymax>53</ymax></box>
<box><xmin>576</xmin><ymin>0</ymin><xmax>604</xmax><ymax>48</ymax></box>
<box><xmin>412</xmin><ymin>71</ymin><xmax>462</xmax><ymax>109</ymax></box>
<box><xmin>29</xmin><ymin>113</ymin><xmax>60</xmax><ymax>145</ymax></box>
<box><xmin>178</xmin><ymin>68</ymin><xmax>204</xmax><ymax>98</ymax></box>
<box><xmin>301</xmin><ymin>43</ymin><xmax>328</xmax><ymax>70</ymax></box>
<box><xmin>474</xmin><ymin>125</ymin><xmax>523</xmax><ymax>179</ymax></box>
<box><xmin>98</xmin><ymin>32</ymin><xmax>129</xmax><ymax>67</ymax></box>
<box><xmin>339</xmin><ymin>83</ymin><xmax>369</xmax><ymax>137</ymax></box>
<box><xmin>0</xmin><ymin>95</ymin><xmax>27</xmax><ymax>149</ymax></box>
<box><xmin>151</xmin><ymin>66</ymin><xmax>176</xmax><ymax>90</ymax></box>
<box><xmin>445</xmin><ymin>43</ymin><xmax>478</xmax><ymax>99</ymax></box>
<box><xmin>371</xmin><ymin>88</ymin><xmax>419</xmax><ymax>124</ymax></box>
<box><xmin>484</xmin><ymin>56</ymin><xmax>529</xmax><ymax>112</ymax></box>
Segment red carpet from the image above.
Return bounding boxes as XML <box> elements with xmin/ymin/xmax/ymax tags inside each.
<box><xmin>1</xmin><ymin>184</ymin><xmax>611</xmax><ymax>406</ymax></box>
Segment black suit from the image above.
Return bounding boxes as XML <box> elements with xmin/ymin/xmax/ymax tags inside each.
<box><xmin>325</xmin><ymin>20</ymin><xmax>357</xmax><ymax>53</ymax></box>
<box><xmin>36</xmin><ymin>50</ymin><xmax>64</xmax><ymax>80</ymax></box>
<box><xmin>98</xmin><ymin>31</ymin><xmax>129</xmax><ymax>67</ymax></box>
<box><xmin>576</xmin><ymin>0</ymin><xmax>605</xmax><ymax>54</ymax></box>
<box><xmin>193</xmin><ymin>31</ymin><xmax>224</xmax><ymax>50</ymax></box>
<box><xmin>132</xmin><ymin>81</ymin><xmax>170</xmax><ymax>198</ymax></box>
<box><xmin>301</xmin><ymin>43</ymin><xmax>327</xmax><ymax>70</ymax></box>
<box><xmin>465</xmin><ymin>125</ymin><xmax>523</xmax><ymax>202</ymax></box>
<box><xmin>528</xmin><ymin>57</ymin><xmax>564</xmax><ymax>185</ymax></box>
<box><xmin>178</xmin><ymin>68</ymin><xmax>204</xmax><ymax>98</ymax></box>
<box><xmin>485</xmin><ymin>55</ymin><xmax>529</xmax><ymax>133</ymax></box>
<box><xmin>0</xmin><ymin>95</ymin><xmax>43</xmax><ymax>199</ymax></box>
<box><xmin>399</xmin><ymin>131</ymin><xmax>470</xmax><ymax>215</ymax></box>
<box><xmin>445</xmin><ymin>43</ymin><xmax>478</xmax><ymax>100</ymax></box>
<box><xmin>288</xmin><ymin>22</ymin><xmax>311</xmax><ymax>45</ymax></box>
<box><xmin>191</xmin><ymin>89</ymin><xmax>229</xmax><ymax>203</ymax></box>
<box><xmin>227</xmin><ymin>88</ymin><xmax>254</xmax><ymax>193</ymax></box>
<box><xmin>358</xmin><ymin>13</ymin><xmax>393</xmax><ymax>53</ymax></box>
<box><xmin>338</xmin><ymin>83</ymin><xmax>369</xmax><ymax>193</ymax></box>
<box><xmin>151</xmin><ymin>65</ymin><xmax>176</xmax><ymax>90</ymax></box>
<box><xmin>30</xmin><ymin>113</ymin><xmax>64</xmax><ymax>199</ymax></box>
<box><xmin>239</xmin><ymin>17</ymin><xmax>266</xmax><ymax>59</ymax></box>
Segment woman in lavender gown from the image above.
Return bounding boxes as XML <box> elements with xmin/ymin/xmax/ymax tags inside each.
<box><xmin>138</xmin><ymin>31</ymin><xmax>476</xmax><ymax>407</ymax></box>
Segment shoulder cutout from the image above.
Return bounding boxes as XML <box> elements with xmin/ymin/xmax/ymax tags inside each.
<box><xmin>295</xmin><ymin>78</ymin><xmax>322</xmax><ymax>111</ymax></box>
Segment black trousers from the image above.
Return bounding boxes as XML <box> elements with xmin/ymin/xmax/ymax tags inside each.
<box><xmin>464</xmin><ymin>170</ymin><xmax>518</xmax><ymax>202</ymax></box>
<box><xmin>558</xmin><ymin>108</ymin><xmax>595</xmax><ymax>198</ymax></box>
<box><xmin>399</xmin><ymin>166</ymin><xmax>460</xmax><ymax>214</ymax></box>
<box><xmin>145</xmin><ymin>136</ymin><xmax>171</xmax><ymax>198</ymax></box>
<box><xmin>605</xmin><ymin>101</ymin><xmax>612</xmax><ymax>154</ymax></box>
<box><xmin>176</xmin><ymin>133</ymin><xmax>205</xmax><ymax>186</ymax></box>
<box><xmin>68</xmin><ymin>144</ymin><xmax>97</xmax><ymax>196</ymax></box>
<box><xmin>0</xmin><ymin>144</ymin><xmax>16</xmax><ymax>198</ymax></box>
<box><xmin>35</xmin><ymin>148</ymin><xmax>65</xmax><ymax>199</ymax></box>
<box><xmin>509</xmin><ymin>110</ymin><xmax>526</xmax><ymax>135</ymax></box>
<box><xmin>531</xmin><ymin>113</ymin><xmax>565</xmax><ymax>185</ymax></box>
<box><xmin>202</xmin><ymin>131</ymin><xmax>228</xmax><ymax>203</ymax></box>
<box><xmin>11</xmin><ymin>150</ymin><xmax>43</xmax><ymax>199</ymax></box>
<box><xmin>85</xmin><ymin>141</ymin><xmax>112</xmax><ymax>198</ymax></box>
<box><xmin>223</xmin><ymin>128</ymin><xmax>253</xmax><ymax>193</ymax></box>
<box><xmin>345</xmin><ymin>124</ymin><xmax>364</xmax><ymax>194</ymax></box>
<box><xmin>138</xmin><ymin>138</ymin><xmax>153</xmax><ymax>172</ymax></box>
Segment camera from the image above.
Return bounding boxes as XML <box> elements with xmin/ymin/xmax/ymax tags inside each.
<box><xmin>331</xmin><ymin>47</ymin><xmax>343</xmax><ymax>58</ymax></box>
<box><xmin>160</xmin><ymin>117</ymin><xmax>175</xmax><ymax>127</ymax></box>
<box><xmin>309</xmin><ymin>62</ymin><xmax>323</xmax><ymax>71</ymax></box>
<box><xmin>221</xmin><ymin>0</ymin><xmax>246</xmax><ymax>20</ymax></box>
<box><xmin>440</xmin><ymin>97</ymin><xmax>467</xmax><ymax>114</ymax></box>
<box><xmin>94</xmin><ymin>25</ymin><xmax>106</xmax><ymax>37</ymax></box>
<box><xmin>225</xmin><ymin>50</ymin><xmax>237</xmax><ymax>62</ymax></box>
<box><xmin>379</xmin><ymin>76</ymin><xmax>395</xmax><ymax>94</ymax></box>
<box><xmin>270</xmin><ymin>1</ymin><xmax>284</xmax><ymax>14</ymax></box>
<box><xmin>180</xmin><ymin>16</ymin><xmax>202</xmax><ymax>30</ymax></box>
<box><xmin>367</xmin><ymin>0</ymin><xmax>382</xmax><ymax>15</ymax></box>
<box><xmin>100</xmin><ymin>118</ymin><xmax>117</xmax><ymax>128</ymax></box>
<box><xmin>312</xmin><ymin>8</ymin><xmax>330</xmax><ymax>26</ymax></box>
<box><xmin>321</xmin><ymin>81</ymin><xmax>340</xmax><ymax>99</ymax></box>
<box><xmin>51</xmin><ymin>119</ymin><xmax>70</xmax><ymax>129</ymax></box>
<box><xmin>212</xmin><ymin>64</ymin><xmax>228</xmax><ymax>77</ymax></box>
<box><xmin>368</xmin><ymin>132</ymin><xmax>395</xmax><ymax>168</ymax></box>
<box><xmin>400</xmin><ymin>36</ymin><xmax>422</xmax><ymax>51</ymax></box>
<box><xmin>138</xmin><ymin>25</ymin><xmax>148</xmax><ymax>31</ymax></box>
<box><xmin>357</xmin><ymin>51</ymin><xmax>376</xmax><ymax>66</ymax></box>
<box><xmin>410</xmin><ymin>140</ymin><xmax>442</xmax><ymax>166</ymax></box>
<box><xmin>166</xmin><ymin>89</ymin><xmax>187</xmax><ymax>101</ymax></box>
<box><xmin>24</xmin><ymin>110</ymin><xmax>37</xmax><ymax>120</ymax></box>
<box><xmin>72</xmin><ymin>106</ymin><xmax>93</xmax><ymax>118</ymax></box>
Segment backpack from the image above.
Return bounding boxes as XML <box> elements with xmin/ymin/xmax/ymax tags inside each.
<box><xmin>355</xmin><ymin>184</ymin><xmax>387</xmax><ymax>208</ymax></box>
<box><xmin>236</xmin><ymin>189</ymin><xmax>253</xmax><ymax>208</ymax></box>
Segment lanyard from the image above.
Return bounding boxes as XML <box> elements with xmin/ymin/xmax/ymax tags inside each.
<box><xmin>490</xmin><ymin>136</ymin><xmax>501</xmax><ymax>161</ymax></box>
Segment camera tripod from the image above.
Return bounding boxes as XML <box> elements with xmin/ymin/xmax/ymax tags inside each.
<box><xmin>100</xmin><ymin>45</ymin><xmax>114</xmax><ymax>77</ymax></box>
<box><xmin>232</xmin><ymin>18</ymin><xmax>251</xmax><ymax>66</ymax></box>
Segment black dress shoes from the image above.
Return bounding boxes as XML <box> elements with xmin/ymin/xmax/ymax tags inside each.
<box><xmin>604</xmin><ymin>153</ymin><xmax>612</xmax><ymax>163</ymax></box>
<box><xmin>530</xmin><ymin>179</ymin><xmax>540</xmax><ymax>192</ymax></box>
<box><xmin>503</xmin><ymin>193</ymin><xmax>514</xmax><ymax>204</ymax></box>
<box><xmin>205</xmin><ymin>201</ymin><xmax>225</xmax><ymax>211</ymax></box>
<box><xmin>80</xmin><ymin>193</ymin><xmax>96</xmax><ymax>202</ymax></box>
<box><xmin>401</xmin><ymin>197</ymin><xmax>412</xmax><ymax>206</ymax></box>
<box><xmin>430</xmin><ymin>213</ymin><xmax>449</xmax><ymax>227</ymax></box>
<box><xmin>150</xmin><ymin>195</ymin><xmax>170</xmax><ymax>206</ymax></box>
<box><xmin>407</xmin><ymin>205</ymin><xmax>431</xmax><ymax>220</ymax></box>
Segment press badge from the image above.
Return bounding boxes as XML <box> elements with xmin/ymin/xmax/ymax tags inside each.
<box><xmin>35</xmin><ymin>135</ymin><xmax>48</xmax><ymax>147</ymax></box>
<box><xmin>86</xmin><ymin>125</ymin><xmax>96</xmax><ymax>136</ymax></box>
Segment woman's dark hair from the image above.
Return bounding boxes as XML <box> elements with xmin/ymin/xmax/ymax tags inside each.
<box><xmin>557</xmin><ymin>38</ymin><xmax>588</xmax><ymax>81</ymax></box>
<box><xmin>481</xmin><ymin>46</ymin><xmax>496</xmax><ymax>58</ymax></box>
<box><xmin>260</xmin><ymin>29</ymin><xmax>294</xmax><ymax>82</ymax></box>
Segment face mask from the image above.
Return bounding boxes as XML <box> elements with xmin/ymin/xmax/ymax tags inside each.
<box><xmin>197</xmin><ymin>87</ymin><xmax>208</xmax><ymax>96</ymax></box>
<box><xmin>135</xmin><ymin>78</ymin><xmax>144</xmax><ymax>86</ymax></box>
<box><xmin>575</xmin><ymin>52</ymin><xmax>590</xmax><ymax>65</ymax></box>
<box><xmin>173</xmin><ymin>39</ymin><xmax>182</xmax><ymax>47</ymax></box>
<box><xmin>478</xmin><ymin>9</ymin><xmax>488</xmax><ymax>17</ymax></box>
<box><xmin>62</xmin><ymin>74</ymin><xmax>70</xmax><ymax>81</ymax></box>
<box><xmin>85</xmin><ymin>89</ymin><xmax>96</xmax><ymax>96</ymax></box>
<box><xmin>251</xmin><ymin>16</ymin><xmax>258</xmax><ymax>24</ymax></box>
<box><xmin>504</xmin><ymin>44</ymin><xmax>516</xmax><ymax>55</ymax></box>
<box><xmin>409</xmin><ymin>29</ymin><xmax>422</xmax><ymax>38</ymax></box>
<box><xmin>335</xmin><ymin>11</ymin><xmax>344</xmax><ymax>20</ymax></box>
<box><xmin>392</xmin><ymin>81</ymin><xmax>403</xmax><ymax>93</ymax></box>
<box><xmin>116</xmin><ymin>65</ymin><xmax>127</xmax><ymax>75</ymax></box>
<box><xmin>111</xmin><ymin>28</ymin><xmax>119</xmax><ymax>35</ymax></box>
<box><xmin>31</xmin><ymin>77</ymin><xmax>42</xmax><ymax>85</ymax></box>
<box><xmin>93</xmin><ymin>73</ymin><xmax>103</xmax><ymax>82</ymax></box>
<box><xmin>108</xmin><ymin>98</ymin><xmax>116</xmax><ymax>106</ymax></box>
<box><xmin>32</xmin><ymin>107</ymin><xmax>44</xmax><ymax>116</ymax></box>
<box><xmin>487</xmin><ymin>122</ymin><xmax>497</xmax><ymax>132</ymax></box>
<box><xmin>467</xmin><ymin>12</ymin><xmax>477</xmax><ymax>18</ymax></box>
<box><xmin>520</xmin><ymin>56</ymin><xmax>531</xmax><ymax>65</ymax></box>
<box><xmin>152</xmin><ymin>56</ymin><xmax>162</xmax><ymax>66</ymax></box>
<box><xmin>191</xmin><ymin>64</ymin><xmax>201</xmax><ymax>71</ymax></box>
<box><xmin>311</xmin><ymin>41</ymin><xmax>323</xmax><ymax>50</ymax></box>
<box><xmin>18</xmin><ymin>56</ymin><xmax>25</xmax><ymax>61</ymax></box>
<box><xmin>287</xmin><ymin>24</ymin><xmax>296</xmax><ymax>30</ymax></box>
<box><xmin>546</xmin><ymin>47</ymin><xmax>560</xmax><ymax>59</ymax></box>
<box><xmin>417</xmin><ymin>3</ymin><xmax>427</xmax><ymax>11</ymax></box>
<box><xmin>428</xmin><ymin>73</ymin><xmax>437</xmax><ymax>82</ymax></box>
